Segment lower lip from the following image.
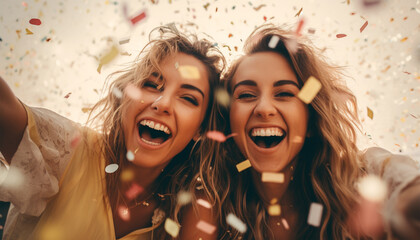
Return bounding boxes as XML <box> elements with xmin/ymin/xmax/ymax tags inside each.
<box><xmin>136</xmin><ymin>127</ymin><xmax>171</xmax><ymax>150</ymax></box>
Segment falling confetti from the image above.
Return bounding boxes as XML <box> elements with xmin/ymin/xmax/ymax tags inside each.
<box><xmin>253</xmin><ymin>4</ymin><xmax>266</xmax><ymax>11</ymax></box>
<box><xmin>29</xmin><ymin>18</ymin><xmax>41</xmax><ymax>25</ymax></box>
<box><xmin>105</xmin><ymin>163</ymin><xmax>119</xmax><ymax>173</ymax></box>
<box><xmin>281</xmin><ymin>218</ymin><xmax>290</xmax><ymax>230</ymax></box>
<box><xmin>336</xmin><ymin>34</ymin><xmax>347</xmax><ymax>38</ymax></box>
<box><xmin>119</xmin><ymin>37</ymin><xmax>130</xmax><ymax>45</ymax></box>
<box><xmin>124</xmin><ymin>83</ymin><xmax>142</xmax><ymax>100</ymax></box>
<box><xmin>367</xmin><ymin>107</ymin><xmax>374</xmax><ymax>119</ymax></box>
<box><xmin>164</xmin><ymin>218</ymin><xmax>180</xmax><ymax>238</ymax></box>
<box><xmin>296</xmin><ymin>17</ymin><xmax>305</xmax><ymax>36</ymax></box>
<box><xmin>236</xmin><ymin>160</ymin><xmax>252</xmax><ymax>172</ymax></box>
<box><xmin>120</xmin><ymin>169</ymin><xmax>134</xmax><ymax>182</ymax></box>
<box><xmin>70</xmin><ymin>133</ymin><xmax>81</xmax><ymax>148</ymax></box>
<box><xmin>130</xmin><ymin>10</ymin><xmax>147</xmax><ymax>25</ymax></box>
<box><xmin>297</xmin><ymin>76</ymin><xmax>322</xmax><ymax>104</ymax></box>
<box><xmin>357</xmin><ymin>175</ymin><xmax>387</xmax><ymax>202</ymax></box>
<box><xmin>307</xmin><ymin>202</ymin><xmax>323</xmax><ymax>227</ymax></box>
<box><xmin>226</xmin><ymin>213</ymin><xmax>247</xmax><ymax>233</ymax></box>
<box><xmin>112</xmin><ymin>87</ymin><xmax>123</xmax><ymax>99</ymax></box>
<box><xmin>177</xmin><ymin>191</ymin><xmax>192</xmax><ymax>206</ymax></box>
<box><xmin>126</xmin><ymin>150</ymin><xmax>135</xmax><ymax>161</ymax></box>
<box><xmin>295</xmin><ymin>7</ymin><xmax>303</xmax><ymax>17</ymax></box>
<box><xmin>268</xmin><ymin>204</ymin><xmax>281</xmax><ymax>216</ymax></box>
<box><xmin>178</xmin><ymin>65</ymin><xmax>200</xmax><ymax>79</ymax></box>
<box><xmin>360</xmin><ymin>21</ymin><xmax>368</xmax><ymax>33</ymax></box>
<box><xmin>97</xmin><ymin>45</ymin><xmax>119</xmax><ymax>73</ymax></box>
<box><xmin>261</xmin><ymin>172</ymin><xmax>285</xmax><ymax>183</ymax></box>
<box><xmin>268</xmin><ymin>35</ymin><xmax>280</xmax><ymax>49</ymax></box>
<box><xmin>196</xmin><ymin>220</ymin><xmax>217</xmax><ymax>234</ymax></box>
<box><xmin>118</xmin><ymin>205</ymin><xmax>130</xmax><ymax>221</ymax></box>
<box><xmin>197</xmin><ymin>199</ymin><xmax>212</xmax><ymax>209</ymax></box>
<box><xmin>292</xmin><ymin>136</ymin><xmax>303</xmax><ymax>143</ymax></box>
<box><xmin>125</xmin><ymin>183</ymin><xmax>144</xmax><ymax>200</ymax></box>
<box><xmin>25</xmin><ymin>28</ymin><xmax>33</xmax><ymax>35</ymax></box>
<box><xmin>64</xmin><ymin>92</ymin><xmax>71</xmax><ymax>98</ymax></box>
<box><xmin>400</xmin><ymin>37</ymin><xmax>408</xmax><ymax>42</ymax></box>
<box><xmin>215</xmin><ymin>88</ymin><xmax>230</xmax><ymax>107</ymax></box>
<box><xmin>307</xmin><ymin>28</ymin><xmax>316</xmax><ymax>34</ymax></box>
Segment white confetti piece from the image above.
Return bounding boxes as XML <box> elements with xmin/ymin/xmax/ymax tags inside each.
<box><xmin>281</xmin><ymin>218</ymin><xmax>290</xmax><ymax>230</ymax></box>
<box><xmin>215</xmin><ymin>88</ymin><xmax>230</xmax><ymax>107</ymax></box>
<box><xmin>226</xmin><ymin>213</ymin><xmax>247</xmax><ymax>233</ymax></box>
<box><xmin>178</xmin><ymin>65</ymin><xmax>200</xmax><ymax>79</ymax></box>
<box><xmin>112</xmin><ymin>87</ymin><xmax>123</xmax><ymax>99</ymax></box>
<box><xmin>126</xmin><ymin>150</ymin><xmax>135</xmax><ymax>161</ymax></box>
<box><xmin>164</xmin><ymin>218</ymin><xmax>180</xmax><ymax>238</ymax></box>
<box><xmin>261</xmin><ymin>172</ymin><xmax>284</xmax><ymax>183</ymax></box>
<box><xmin>177</xmin><ymin>191</ymin><xmax>192</xmax><ymax>206</ymax></box>
<box><xmin>307</xmin><ymin>202</ymin><xmax>323</xmax><ymax>227</ymax></box>
<box><xmin>124</xmin><ymin>83</ymin><xmax>142</xmax><ymax>101</ymax></box>
<box><xmin>197</xmin><ymin>199</ymin><xmax>212</xmax><ymax>209</ymax></box>
<box><xmin>268</xmin><ymin>35</ymin><xmax>280</xmax><ymax>49</ymax></box>
<box><xmin>196</xmin><ymin>220</ymin><xmax>216</xmax><ymax>234</ymax></box>
<box><xmin>236</xmin><ymin>160</ymin><xmax>251</xmax><ymax>172</ymax></box>
<box><xmin>297</xmin><ymin>76</ymin><xmax>322</xmax><ymax>104</ymax></box>
<box><xmin>105</xmin><ymin>163</ymin><xmax>119</xmax><ymax>173</ymax></box>
<box><xmin>357</xmin><ymin>175</ymin><xmax>387</xmax><ymax>202</ymax></box>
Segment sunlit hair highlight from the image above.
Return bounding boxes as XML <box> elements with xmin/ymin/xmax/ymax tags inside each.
<box><xmin>220</xmin><ymin>24</ymin><xmax>365</xmax><ymax>239</ymax></box>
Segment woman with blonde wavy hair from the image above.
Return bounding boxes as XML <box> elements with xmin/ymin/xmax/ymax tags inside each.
<box><xmin>0</xmin><ymin>25</ymin><xmax>224</xmax><ymax>240</ymax></box>
<box><xmin>215</xmin><ymin>24</ymin><xmax>420</xmax><ymax>239</ymax></box>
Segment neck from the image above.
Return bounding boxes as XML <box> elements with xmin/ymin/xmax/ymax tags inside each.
<box><xmin>251</xmin><ymin>159</ymin><xmax>297</xmax><ymax>206</ymax></box>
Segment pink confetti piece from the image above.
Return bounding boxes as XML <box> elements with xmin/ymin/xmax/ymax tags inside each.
<box><xmin>196</xmin><ymin>220</ymin><xmax>216</xmax><ymax>234</ymax></box>
<box><xmin>130</xmin><ymin>11</ymin><xmax>147</xmax><ymax>25</ymax></box>
<box><xmin>307</xmin><ymin>202</ymin><xmax>323</xmax><ymax>227</ymax></box>
<box><xmin>118</xmin><ymin>205</ymin><xmax>130</xmax><ymax>221</ymax></box>
<box><xmin>124</xmin><ymin>83</ymin><xmax>142</xmax><ymax>100</ymax></box>
<box><xmin>206</xmin><ymin>131</ymin><xmax>237</xmax><ymax>142</ymax></box>
<box><xmin>64</xmin><ymin>92</ymin><xmax>71</xmax><ymax>98</ymax></box>
<box><xmin>197</xmin><ymin>199</ymin><xmax>212</xmax><ymax>209</ymax></box>
<box><xmin>296</xmin><ymin>17</ymin><xmax>305</xmax><ymax>36</ymax></box>
<box><xmin>125</xmin><ymin>183</ymin><xmax>144</xmax><ymax>200</ymax></box>
<box><xmin>29</xmin><ymin>18</ymin><xmax>41</xmax><ymax>25</ymax></box>
<box><xmin>281</xmin><ymin>218</ymin><xmax>290</xmax><ymax>230</ymax></box>
<box><xmin>336</xmin><ymin>34</ymin><xmax>347</xmax><ymax>38</ymax></box>
<box><xmin>360</xmin><ymin>21</ymin><xmax>368</xmax><ymax>33</ymax></box>
<box><xmin>70</xmin><ymin>133</ymin><xmax>81</xmax><ymax>148</ymax></box>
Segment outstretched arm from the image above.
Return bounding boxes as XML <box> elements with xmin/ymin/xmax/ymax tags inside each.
<box><xmin>0</xmin><ymin>76</ymin><xmax>27</xmax><ymax>163</ymax></box>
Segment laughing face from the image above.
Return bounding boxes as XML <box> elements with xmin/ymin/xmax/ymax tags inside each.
<box><xmin>122</xmin><ymin>52</ymin><xmax>210</xmax><ymax>169</ymax></box>
<box><xmin>230</xmin><ymin>51</ymin><xmax>309</xmax><ymax>173</ymax></box>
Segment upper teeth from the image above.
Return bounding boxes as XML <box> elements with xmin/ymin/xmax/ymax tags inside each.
<box><xmin>140</xmin><ymin>120</ymin><xmax>171</xmax><ymax>134</ymax></box>
<box><xmin>251</xmin><ymin>127</ymin><xmax>284</xmax><ymax>137</ymax></box>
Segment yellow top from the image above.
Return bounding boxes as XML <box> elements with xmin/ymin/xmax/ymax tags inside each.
<box><xmin>1</xmin><ymin>106</ymin><xmax>162</xmax><ymax>240</ymax></box>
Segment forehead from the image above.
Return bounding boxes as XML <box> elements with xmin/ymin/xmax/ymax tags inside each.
<box><xmin>160</xmin><ymin>52</ymin><xmax>209</xmax><ymax>89</ymax></box>
<box><xmin>233</xmin><ymin>51</ymin><xmax>298</xmax><ymax>86</ymax></box>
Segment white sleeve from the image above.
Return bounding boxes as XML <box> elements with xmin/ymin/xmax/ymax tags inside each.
<box><xmin>0</xmin><ymin>105</ymin><xmax>80</xmax><ymax>216</ymax></box>
<box><xmin>362</xmin><ymin>147</ymin><xmax>420</xmax><ymax>228</ymax></box>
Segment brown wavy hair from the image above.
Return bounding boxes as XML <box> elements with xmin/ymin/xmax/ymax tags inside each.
<box><xmin>217</xmin><ymin>24</ymin><xmax>366</xmax><ymax>239</ymax></box>
<box><xmin>87</xmin><ymin>25</ymin><xmax>226</xmax><ymax>239</ymax></box>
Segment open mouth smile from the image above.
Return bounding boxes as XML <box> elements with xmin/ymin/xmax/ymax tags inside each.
<box><xmin>249</xmin><ymin>127</ymin><xmax>286</xmax><ymax>149</ymax></box>
<box><xmin>138</xmin><ymin>119</ymin><xmax>172</xmax><ymax>146</ymax></box>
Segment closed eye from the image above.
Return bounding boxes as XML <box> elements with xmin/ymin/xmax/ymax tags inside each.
<box><xmin>275</xmin><ymin>92</ymin><xmax>294</xmax><ymax>98</ymax></box>
<box><xmin>181</xmin><ymin>95</ymin><xmax>199</xmax><ymax>106</ymax></box>
<box><xmin>142</xmin><ymin>80</ymin><xmax>161</xmax><ymax>91</ymax></box>
<box><xmin>237</xmin><ymin>93</ymin><xmax>256</xmax><ymax>99</ymax></box>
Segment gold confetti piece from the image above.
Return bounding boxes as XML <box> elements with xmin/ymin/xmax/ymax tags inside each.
<box><xmin>295</xmin><ymin>7</ymin><xmax>303</xmax><ymax>17</ymax></box>
<box><xmin>81</xmin><ymin>107</ymin><xmax>92</xmax><ymax>113</ymax></box>
<box><xmin>38</xmin><ymin>224</ymin><xmax>63</xmax><ymax>240</ymax></box>
<box><xmin>253</xmin><ymin>4</ymin><xmax>266</xmax><ymax>11</ymax></box>
<box><xmin>120</xmin><ymin>169</ymin><xmax>134</xmax><ymax>182</ymax></box>
<box><xmin>261</xmin><ymin>172</ymin><xmax>284</xmax><ymax>183</ymax></box>
<box><xmin>25</xmin><ymin>28</ymin><xmax>33</xmax><ymax>35</ymax></box>
<box><xmin>360</xmin><ymin>21</ymin><xmax>368</xmax><ymax>33</ymax></box>
<box><xmin>236</xmin><ymin>160</ymin><xmax>251</xmax><ymax>172</ymax></box>
<box><xmin>381</xmin><ymin>65</ymin><xmax>391</xmax><ymax>72</ymax></box>
<box><xmin>226</xmin><ymin>213</ymin><xmax>247</xmax><ymax>233</ymax></box>
<box><xmin>357</xmin><ymin>175</ymin><xmax>387</xmax><ymax>202</ymax></box>
<box><xmin>307</xmin><ymin>202</ymin><xmax>323</xmax><ymax>227</ymax></box>
<box><xmin>215</xmin><ymin>88</ymin><xmax>230</xmax><ymax>107</ymax></box>
<box><xmin>308</xmin><ymin>28</ymin><xmax>316</xmax><ymax>34</ymax></box>
<box><xmin>99</xmin><ymin>45</ymin><xmax>119</xmax><ymax>69</ymax></box>
<box><xmin>197</xmin><ymin>199</ymin><xmax>212</xmax><ymax>209</ymax></box>
<box><xmin>297</xmin><ymin>76</ymin><xmax>322</xmax><ymax>104</ymax></box>
<box><xmin>164</xmin><ymin>218</ymin><xmax>180</xmax><ymax>238</ymax></box>
<box><xmin>126</xmin><ymin>150</ymin><xmax>135</xmax><ymax>161</ymax></box>
<box><xmin>281</xmin><ymin>218</ymin><xmax>290</xmax><ymax>230</ymax></box>
<box><xmin>178</xmin><ymin>65</ymin><xmax>200</xmax><ymax>80</ymax></box>
<box><xmin>177</xmin><ymin>191</ymin><xmax>192</xmax><ymax>206</ymax></box>
<box><xmin>367</xmin><ymin>107</ymin><xmax>373</xmax><ymax>119</ymax></box>
<box><xmin>336</xmin><ymin>34</ymin><xmax>347</xmax><ymax>38</ymax></box>
<box><xmin>400</xmin><ymin>37</ymin><xmax>408</xmax><ymax>42</ymax></box>
<box><xmin>268</xmin><ymin>204</ymin><xmax>281</xmax><ymax>216</ymax></box>
<box><xmin>196</xmin><ymin>220</ymin><xmax>217</xmax><ymax>234</ymax></box>
<box><xmin>105</xmin><ymin>163</ymin><xmax>119</xmax><ymax>173</ymax></box>
<box><xmin>270</xmin><ymin>198</ymin><xmax>278</xmax><ymax>204</ymax></box>
<box><xmin>400</xmin><ymin>117</ymin><xmax>405</xmax><ymax>123</ymax></box>
<box><xmin>119</xmin><ymin>38</ymin><xmax>130</xmax><ymax>45</ymax></box>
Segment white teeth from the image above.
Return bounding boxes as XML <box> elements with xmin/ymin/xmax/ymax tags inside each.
<box><xmin>251</xmin><ymin>127</ymin><xmax>284</xmax><ymax>137</ymax></box>
<box><xmin>140</xmin><ymin>138</ymin><xmax>161</xmax><ymax>146</ymax></box>
<box><xmin>139</xmin><ymin>120</ymin><xmax>171</xmax><ymax>134</ymax></box>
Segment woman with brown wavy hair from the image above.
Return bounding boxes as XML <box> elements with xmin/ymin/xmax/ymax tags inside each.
<box><xmin>216</xmin><ymin>24</ymin><xmax>420</xmax><ymax>239</ymax></box>
<box><xmin>0</xmin><ymin>25</ymin><xmax>224</xmax><ymax>240</ymax></box>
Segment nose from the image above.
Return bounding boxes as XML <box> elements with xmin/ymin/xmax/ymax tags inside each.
<box><xmin>151</xmin><ymin>93</ymin><xmax>173</xmax><ymax>115</ymax></box>
<box><xmin>254</xmin><ymin>96</ymin><xmax>276</xmax><ymax>119</ymax></box>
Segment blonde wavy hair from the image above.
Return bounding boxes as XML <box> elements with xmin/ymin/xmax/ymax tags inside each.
<box><xmin>87</xmin><ymin>25</ymin><xmax>225</xmax><ymax>239</ymax></box>
<box><xmin>218</xmin><ymin>24</ymin><xmax>366</xmax><ymax>239</ymax></box>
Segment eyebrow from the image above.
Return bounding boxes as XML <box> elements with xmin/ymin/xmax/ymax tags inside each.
<box><xmin>181</xmin><ymin>84</ymin><xmax>204</xmax><ymax>98</ymax></box>
<box><xmin>232</xmin><ymin>80</ymin><xmax>257</xmax><ymax>92</ymax></box>
<box><xmin>273</xmin><ymin>80</ymin><xmax>300</xmax><ymax>88</ymax></box>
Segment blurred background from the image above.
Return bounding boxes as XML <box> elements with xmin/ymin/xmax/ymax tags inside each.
<box><xmin>0</xmin><ymin>0</ymin><xmax>419</xmax><ymax>236</ymax></box>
